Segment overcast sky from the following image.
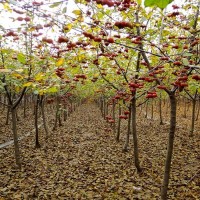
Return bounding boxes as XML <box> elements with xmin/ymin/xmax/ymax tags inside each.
<box><xmin>0</xmin><ymin>0</ymin><xmax>185</xmax><ymax>29</ymax></box>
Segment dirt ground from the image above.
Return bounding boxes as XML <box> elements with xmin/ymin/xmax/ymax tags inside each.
<box><xmin>0</xmin><ymin>102</ymin><xmax>199</xmax><ymax>199</ymax></box>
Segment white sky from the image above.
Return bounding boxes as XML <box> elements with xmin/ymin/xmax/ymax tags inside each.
<box><xmin>0</xmin><ymin>0</ymin><xmax>184</xmax><ymax>30</ymax></box>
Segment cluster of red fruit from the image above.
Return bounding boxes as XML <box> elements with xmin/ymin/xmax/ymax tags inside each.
<box><xmin>95</xmin><ymin>0</ymin><xmax>115</xmax><ymax>7</ymax></box>
<box><xmin>42</xmin><ymin>37</ymin><xmax>53</xmax><ymax>44</ymax></box>
<box><xmin>58</xmin><ymin>36</ymin><xmax>69</xmax><ymax>43</ymax></box>
<box><xmin>192</xmin><ymin>74</ymin><xmax>200</xmax><ymax>81</ymax></box>
<box><xmin>4</xmin><ymin>31</ymin><xmax>18</xmax><ymax>37</ymax></box>
<box><xmin>119</xmin><ymin>110</ymin><xmax>130</xmax><ymax>120</ymax></box>
<box><xmin>114</xmin><ymin>21</ymin><xmax>133</xmax><ymax>29</ymax></box>
<box><xmin>32</xmin><ymin>1</ymin><xmax>43</xmax><ymax>6</ymax></box>
<box><xmin>146</xmin><ymin>91</ymin><xmax>157</xmax><ymax>98</ymax></box>
<box><xmin>74</xmin><ymin>74</ymin><xmax>87</xmax><ymax>79</ymax></box>
<box><xmin>105</xmin><ymin>115</ymin><xmax>115</xmax><ymax>123</ymax></box>
<box><xmin>55</xmin><ymin>67</ymin><xmax>65</xmax><ymax>78</ymax></box>
<box><xmin>83</xmin><ymin>31</ymin><xmax>115</xmax><ymax>44</ymax></box>
<box><xmin>16</xmin><ymin>16</ymin><xmax>31</xmax><ymax>22</ymax></box>
<box><xmin>167</xmin><ymin>12</ymin><xmax>180</xmax><ymax>17</ymax></box>
<box><xmin>132</xmin><ymin>36</ymin><xmax>143</xmax><ymax>45</ymax></box>
<box><xmin>128</xmin><ymin>81</ymin><xmax>144</xmax><ymax>93</ymax></box>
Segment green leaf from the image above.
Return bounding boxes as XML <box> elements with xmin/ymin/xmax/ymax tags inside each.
<box><xmin>182</xmin><ymin>58</ymin><xmax>189</xmax><ymax>66</ymax></box>
<box><xmin>47</xmin><ymin>86</ymin><xmax>58</xmax><ymax>93</ymax></box>
<box><xmin>183</xmin><ymin>52</ymin><xmax>193</xmax><ymax>57</ymax></box>
<box><xmin>17</xmin><ymin>53</ymin><xmax>26</xmax><ymax>64</ymax></box>
<box><xmin>49</xmin><ymin>2</ymin><xmax>62</xmax><ymax>8</ymax></box>
<box><xmin>144</xmin><ymin>0</ymin><xmax>174</xmax><ymax>9</ymax></box>
<box><xmin>72</xmin><ymin>10</ymin><xmax>82</xmax><ymax>16</ymax></box>
<box><xmin>62</xmin><ymin>7</ymin><xmax>67</xmax><ymax>14</ymax></box>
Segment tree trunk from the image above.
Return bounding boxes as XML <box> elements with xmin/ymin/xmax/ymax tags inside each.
<box><xmin>151</xmin><ymin>100</ymin><xmax>154</xmax><ymax>119</ymax></box>
<box><xmin>123</xmin><ymin>104</ymin><xmax>131</xmax><ymax>152</ymax></box>
<box><xmin>23</xmin><ymin>94</ymin><xmax>26</xmax><ymax>118</ymax></box>
<box><xmin>11</xmin><ymin>107</ymin><xmax>21</xmax><ymax>169</ymax></box>
<box><xmin>131</xmin><ymin>96</ymin><xmax>142</xmax><ymax>173</ymax></box>
<box><xmin>63</xmin><ymin>103</ymin><xmax>68</xmax><ymax>121</ymax></box>
<box><xmin>159</xmin><ymin>94</ymin><xmax>164</xmax><ymax>125</ymax></box>
<box><xmin>35</xmin><ymin>95</ymin><xmax>40</xmax><ymax>148</ymax></box>
<box><xmin>161</xmin><ymin>93</ymin><xmax>177</xmax><ymax>200</ymax></box>
<box><xmin>145</xmin><ymin>101</ymin><xmax>148</xmax><ymax>118</ymax></box>
<box><xmin>189</xmin><ymin>99</ymin><xmax>196</xmax><ymax>136</ymax></box>
<box><xmin>53</xmin><ymin>95</ymin><xmax>61</xmax><ymax>130</ymax></box>
<box><xmin>40</xmin><ymin>97</ymin><xmax>49</xmax><ymax>139</ymax></box>
<box><xmin>112</xmin><ymin>100</ymin><xmax>116</xmax><ymax>135</ymax></box>
<box><xmin>116</xmin><ymin>104</ymin><xmax>121</xmax><ymax>142</ymax></box>
<box><xmin>195</xmin><ymin>99</ymin><xmax>200</xmax><ymax>121</ymax></box>
<box><xmin>6</xmin><ymin>107</ymin><xmax>10</xmax><ymax>125</ymax></box>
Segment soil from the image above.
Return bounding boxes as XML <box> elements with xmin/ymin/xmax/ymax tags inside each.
<box><xmin>0</xmin><ymin>102</ymin><xmax>199</xmax><ymax>199</ymax></box>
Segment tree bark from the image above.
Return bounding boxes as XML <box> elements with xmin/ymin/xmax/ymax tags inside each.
<box><xmin>189</xmin><ymin>99</ymin><xmax>196</xmax><ymax>136</ymax></box>
<box><xmin>40</xmin><ymin>97</ymin><xmax>49</xmax><ymax>139</ymax></box>
<box><xmin>35</xmin><ymin>95</ymin><xmax>40</xmax><ymax>148</ymax></box>
<box><xmin>112</xmin><ymin>100</ymin><xmax>116</xmax><ymax>135</ymax></box>
<box><xmin>116</xmin><ymin>104</ymin><xmax>121</xmax><ymax>142</ymax></box>
<box><xmin>159</xmin><ymin>94</ymin><xmax>164</xmax><ymax>125</ymax></box>
<box><xmin>131</xmin><ymin>96</ymin><xmax>142</xmax><ymax>173</ymax></box>
<box><xmin>11</xmin><ymin>107</ymin><xmax>21</xmax><ymax>169</ymax></box>
<box><xmin>123</xmin><ymin>104</ymin><xmax>131</xmax><ymax>152</ymax></box>
<box><xmin>161</xmin><ymin>93</ymin><xmax>177</xmax><ymax>200</ymax></box>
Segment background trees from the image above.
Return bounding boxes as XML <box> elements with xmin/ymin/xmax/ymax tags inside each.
<box><xmin>0</xmin><ymin>0</ymin><xmax>199</xmax><ymax>199</ymax></box>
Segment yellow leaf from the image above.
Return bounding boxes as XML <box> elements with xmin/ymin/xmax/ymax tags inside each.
<box><xmin>72</xmin><ymin>9</ymin><xmax>82</xmax><ymax>15</ymax></box>
<box><xmin>12</xmin><ymin>73</ymin><xmax>23</xmax><ymax>79</ymax></box>
<box><xmin>136</xmin><ymin>0</ymin><xmax>142</xmax><ymax>5</ymax></box>
<box><xmin>3</xmin><ymin>3</ymin><xmax>12</xmax><ymax>12</ymax></box>
<box><xmin>56</xmin><ymin>58</ymin><xmax>64</xmax><ymax>66</ymax></box>
<box><xmin>93</xmin><ymin>73</ymin><xmax>99</xmax><ymax>78</ymax></box>
<box><xmin>35</xmin><ymin>72</ymin><xmax>44</xmax><ymax>81</ymax></box>
<box><xmin>23</xmin><ymin>82</ymin><xmax>33</xmax><ymax>87</ymax></box>
<box><xmin>96</xmin><ymin>4</ymin><xmax>103</xmax><ymax>9</ymax></box>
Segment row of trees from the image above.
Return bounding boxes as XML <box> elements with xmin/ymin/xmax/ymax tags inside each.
<box><xmin>0</xmin><ymin>0</ymin><xmax>199</xmax><ymax>199</ymax></box>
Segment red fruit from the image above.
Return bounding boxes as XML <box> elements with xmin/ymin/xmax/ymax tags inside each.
<box><xmin>157</xmin><ymin>85</ymin><xmax>167</xmax><ymax>90</ymax></box>
<box><xmin>124</xmin><ymin>111</ymin><xmax>130</xmax><ymax>115</ymax></box>
<box><xmin>58</xmin><ymin>36</ymin><xmax>69</xmax><ymax>43</ymax></box>
<box><xmin>108</xmin><ymin>119</ymin><xmax>115</xmax><ymax>123</ymax></box>
<box><xmin>107</xmin><ymin>37</ymin><xmax>114</xmax><ymax>43</ymax></box>
<box><xmin>173</xmin><ymin>61</ymin><xmax>182</xmax><ymax>66</ymax></box>
<box><xmin>132</xmin><ymin>39</ymin><xmax>142</xmax><ymax>44</ymax></box>
<box><xmin>24</xmin><ymin>16</ymin><xmax>31</xmax><ymax>22</ymax></box>
<box><xmin>172</xmin><ymin>5</ymin><xmax>179</xmax><ymax>9</ymax></box>
<box><xmin>146</xmin><ymin>93</ymin><xmax>157</xmax><ymax>98</ymax></box>
<box><xmin>178</xmin><ymin>76</ymin><xmax>188</xmax><ymax>81</ymax></box>
<box><xmin>93</xmin><ymin>37</ymin><xmax>102</xmax><ymax>42</ymax></box>
<box><xmin>160</xmin><ymin>56</ymin><xmax>169</xmax><ymax>61</ymax></box>
<box><xmin>17</xmin><ymin>17</ymin><xmax>23</xmax><ymax>21</ymax></box>
<box><xmin>129</xmin><ymin>82</ymin><xmax>139</xmax><ymax>88</ymax></box>
<box><xmin>192</xmin><ymin>74</ymin><xmax>200</xmax><ymax>81</ymax></box>
<box><xmin>5</xmin><ymin>31</ymin><xmax>16</xmax><ymax>37</ymax></box>
<box><xmin>42</xmin><ymin>37</ymin><xmax>53</xmax><ymax>44</ymax></box>
<box><xmin>180</xmin><ymin>82</ymin><xmax>188</xmax><ymax>87</ymax></box>
<box><xmin>114</xmin><ymin>94</ymin><xmax>121</xmax><ymax>99</ymax></box>
<box><xmin>32</xmin><ymin>1</ymin><xmax>43</xmax><ymax>6</ymax></box>
<box><xmin>119</xmin><ymin>115</ymin><xmax>128</xmax><ymax>119</ymax></box>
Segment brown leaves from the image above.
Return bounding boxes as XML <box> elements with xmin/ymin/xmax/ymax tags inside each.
<box><xmin>0</xmin><ymin>102</ymin><xmax>199</xmax><ymax>199</ymax></box>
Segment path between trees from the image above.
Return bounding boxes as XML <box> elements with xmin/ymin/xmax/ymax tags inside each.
<box><xmin>0</xmin><ymin>103</ymin><xmax>199</xmax><ymax>199</ymax></box>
